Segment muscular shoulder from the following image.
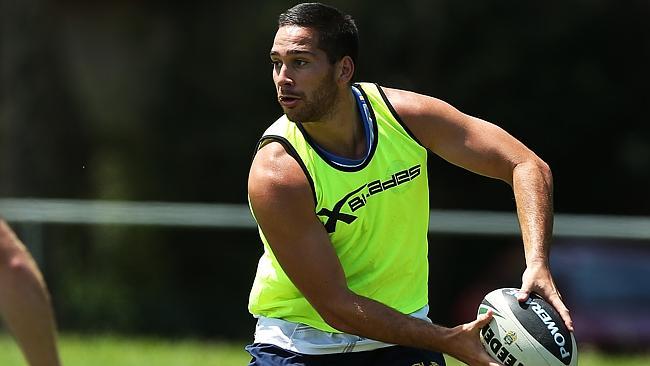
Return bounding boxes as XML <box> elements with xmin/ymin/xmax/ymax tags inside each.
<box><xmin>380</xmin><ymin>86</ymin><xmax>469</xmax><ymax>151</ymax></box>
<box><xmin>381</xmin><ymin>86</ymin><xmax>461</xmax><ymax>123</ymax></box>
<box><xmin>248</xmin><ymin>141</ymin><xmax>314</xmax><ymax>211</ymax></box>
<box><xmin>380</xmin><ymin>86</ymin><xmax>537</xmax><ymax>182</ymax></box>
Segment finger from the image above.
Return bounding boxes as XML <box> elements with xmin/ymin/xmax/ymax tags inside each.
<box><xmin>516</xmin><ymin>289</ymin><xmax>530</xmax><ymax>302</ymax></box>
<box><xmin>547</xmin><ymin>294</ymin><xmax>574</xmax><ymax>332</ymax></box>
<box><xmin>474</xmin><ymin>310</ymin><xmax>494</xmax><ymax>329</ymax></box>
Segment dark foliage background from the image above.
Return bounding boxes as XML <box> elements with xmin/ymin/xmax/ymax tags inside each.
<box><xmin>1</xmin><ymin>0</ymin><xmax>648</xmax><ymax>344</ymax></box>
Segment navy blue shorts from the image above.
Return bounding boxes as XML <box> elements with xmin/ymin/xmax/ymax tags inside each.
<box><xmin>245</xmin><ymin>343</ymin><xmax>446</xmax><ymax>366</ymax></box>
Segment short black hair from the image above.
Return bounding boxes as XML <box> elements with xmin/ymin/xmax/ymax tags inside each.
<box><xmin>278</xmin><ymin>3</ymin><xmax>359</xmax><ymax>66</ymax></box>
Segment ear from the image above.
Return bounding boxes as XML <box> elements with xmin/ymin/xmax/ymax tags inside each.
<box><xmin>336</xmin><ymin>56</ymin><xmax>355</xmax><ymax>84</ymax></box>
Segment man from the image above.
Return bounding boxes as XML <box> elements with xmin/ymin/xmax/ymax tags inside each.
<box><xmin>247</xmin><ymin>3</ymin><xmax>573</xmax><ymax>366</ymax></box>
<box><xmin>0</xmin><ymin>220</ymin><xmax>61</xmax><ymax>366</ymax></box>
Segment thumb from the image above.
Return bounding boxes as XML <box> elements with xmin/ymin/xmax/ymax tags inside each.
<box><xmin>515</xmin><ymin>285</ymin><xmax>531</xmax><ymax>302</ymax></box>
<box><xmin>474</xmin><ymin>310</ymin><xmax>494</xmax><ymax>329</ymax></box>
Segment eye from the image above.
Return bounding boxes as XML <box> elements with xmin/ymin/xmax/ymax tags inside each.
<box><xmin>271</xmin><ymin>60</ymin><xmax>282</xmax><ymax>68</ymax></box>
<box><xmin>294</xmin><ymin>59</ymin><xmax>308</xmax><ymax>67</ymax></box>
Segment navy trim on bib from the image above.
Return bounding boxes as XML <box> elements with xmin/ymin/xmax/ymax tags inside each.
<box><xmin>314</xmin><ymin>86</ymin><xmax>373</xmax><ymax>168</ymax></box>
<box><xmin>295</xmin><ymin>85</ymin><xmax>379</xmax><ymax>173</ymax></box>
<box><xmin>257</xmin><ymin>135</ymin><xmax>317</xmax><ymax>206</ymax></box>
<box><xmin>374</xmin><ymin>83</ymin><xmax>428</xmax><ymax>150</ymax></box>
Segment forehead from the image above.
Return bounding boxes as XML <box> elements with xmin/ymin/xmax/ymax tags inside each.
<box><xmin>271</xmin><ymin>25</ymin><xmax>321</xmax><ymax>55</ymax></box>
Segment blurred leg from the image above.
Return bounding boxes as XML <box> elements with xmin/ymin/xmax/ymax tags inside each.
<box><xmin>0</xmin><ymin>220</ymin><xmax>61</xmax><ymax>366</ymax></box>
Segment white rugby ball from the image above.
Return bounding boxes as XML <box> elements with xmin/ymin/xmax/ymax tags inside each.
<box><xmin>477</xmin><ymin>288</ymin><xmax>577</xmax><ymax>366</ymax></box>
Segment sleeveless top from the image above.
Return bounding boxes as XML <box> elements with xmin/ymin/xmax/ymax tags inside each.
<box><xmin>248</xmin><ymin>82</ymin><xmax>430</xmax><ymax>333</ymax></box>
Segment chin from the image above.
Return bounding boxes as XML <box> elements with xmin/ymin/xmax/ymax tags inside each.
<box><xmin>283</xmin><ymin>111</ymin><xmax>297</xmax><ymax>122</ymax></box>
<box><xmin>284</xmin><ymin>110</ymin><xmax>304</xmax><ymax>122</ymax></box>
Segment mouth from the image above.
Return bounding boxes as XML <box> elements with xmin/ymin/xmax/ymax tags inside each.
<box><xmin>278</xmin><ymin>94</ymin><xmax>301</xmax><ymax>108</ymax></box>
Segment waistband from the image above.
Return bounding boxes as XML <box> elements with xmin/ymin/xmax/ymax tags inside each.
<box><xmin>253</xmin><ymin>305</ymin><xmax>431</xmax><ymax>354</ymax></box>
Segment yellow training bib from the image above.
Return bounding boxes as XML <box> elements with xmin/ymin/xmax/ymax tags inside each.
<box><xmin>248</xmin><ymin>83</ymin><xmax>430</xmax><ymax>332</ymax></box>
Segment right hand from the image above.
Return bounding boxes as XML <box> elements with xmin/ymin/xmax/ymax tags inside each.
<box><xmin>444</xmin><ymin>311</ymin><xmax>502</xmax><ymax>366</ymax></box>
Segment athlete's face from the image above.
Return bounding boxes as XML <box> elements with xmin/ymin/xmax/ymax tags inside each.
<box><xmin>270</xmin><ymin>26</ymin><xmax>339</xmax><ymax>123</ymax></box>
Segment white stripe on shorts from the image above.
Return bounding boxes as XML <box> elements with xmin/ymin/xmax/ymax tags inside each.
<box><xmin>253</xmin><ymin>305</ymin><xmax>431</xmax><ymax>355</ymax></box>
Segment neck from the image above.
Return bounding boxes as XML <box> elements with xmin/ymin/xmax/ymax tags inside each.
<box><xmin>301</xmin><ymin>86</ymin><xmax>366</xmax><ymax>159</ymax></box>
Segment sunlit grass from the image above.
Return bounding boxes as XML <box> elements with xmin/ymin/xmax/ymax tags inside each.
<box><xmin>0</xmin><ymin>333</ymin><xmax>250</xmax><ymax>366</ymax></box>
<box><xmin>1</xmin><ymin>334</ymin><xmax>649</xmax><ymax>366</ymax></box>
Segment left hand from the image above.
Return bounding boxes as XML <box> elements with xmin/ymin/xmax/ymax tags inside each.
<box><xmin>516</xmin><ymin>261</ymin><xmax>574</xmax><ymax>332</ymax></box>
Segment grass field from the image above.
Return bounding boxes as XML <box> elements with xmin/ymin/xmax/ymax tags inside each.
<box><xmin>1</xmin><ymin>333</ymin><xmax>649</xmax><ymax>365</ymax></box>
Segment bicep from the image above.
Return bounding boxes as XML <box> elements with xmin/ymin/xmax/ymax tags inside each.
<box><xmin>431</xmin><ymin>114</ymin><xmax>530</xmax><ymax>184</ymax></box>
<box><xmin>384</xmin><ymin>87</ymin><xmax>537</xmax><ymax>185</ymax></box>
<box><xmin>248</xmin><ymin>143</ymin><xmax>349</xmax><ymax>310</ymax></box>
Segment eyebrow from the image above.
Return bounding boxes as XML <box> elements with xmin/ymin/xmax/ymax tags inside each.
<box><xmin>269</xmin><ymin>50</ymin><xmax>317</xmax><ymax>57</ymax></box>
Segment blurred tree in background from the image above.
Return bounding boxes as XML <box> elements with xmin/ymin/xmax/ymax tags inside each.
<box><xmin>0</xmin><ymin>0</ymin><xmax>648</xmax><ymax>341</ymax></box>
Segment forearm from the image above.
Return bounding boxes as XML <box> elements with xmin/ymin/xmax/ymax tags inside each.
<box><xmin>510</xmin><ymin>159</ymin><xmax>574</xmax><ymax>331</ymax></box>
<box><xmin>315</xmin><ymin>290</ymin><xmax>497</xmax><ymax>365</ymax></box>
<box><xmin>318</xmin><ymin>290</ymin><xmax>454</xmax><ymax>353</ymax></box>
<box><xmin>511</xmin><ymin>158</ymin><xmax>554</xmax><ymax>265</ymax></box>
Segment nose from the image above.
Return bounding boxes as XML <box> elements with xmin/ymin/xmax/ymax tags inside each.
<box><xmin>275</xmin><ymin>63</ymin><xmax>294</xmax><ymax>87</ymax></box>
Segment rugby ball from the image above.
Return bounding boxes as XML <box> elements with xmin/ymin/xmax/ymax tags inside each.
<box><xmin>477</xmin><ymin>288</ymin><xmax>577</xmax><ymax>366</ymax></box>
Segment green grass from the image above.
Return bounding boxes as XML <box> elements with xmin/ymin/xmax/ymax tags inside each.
<box><xmin>1</xmin><ymin>334</ymin><xmax>649</xmax><ymax>365</ymax></box>
<box><xmin>0</xmin><ymin>334</ymin><xmax>251</xmax><ymax>366</ymax></box>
